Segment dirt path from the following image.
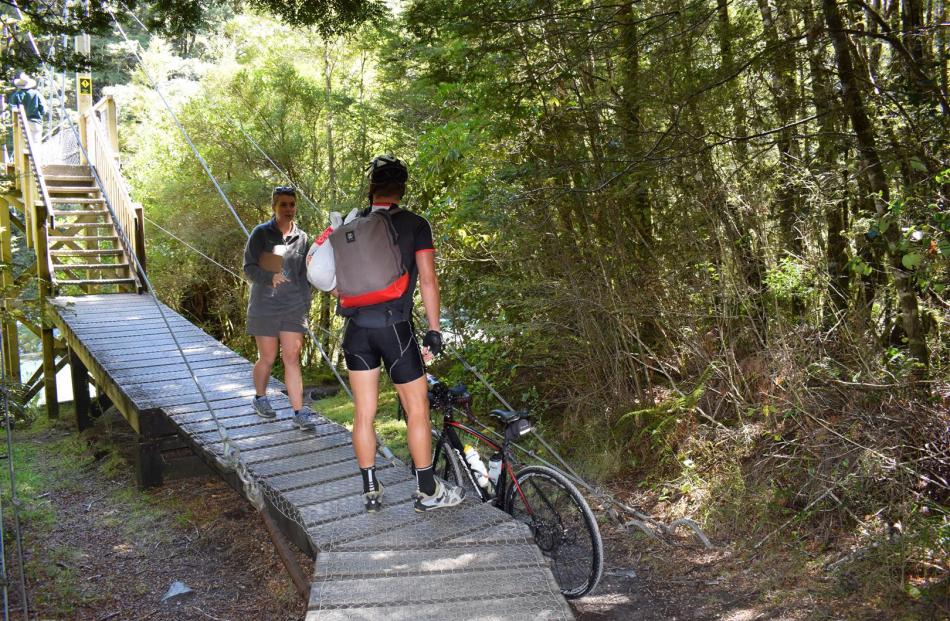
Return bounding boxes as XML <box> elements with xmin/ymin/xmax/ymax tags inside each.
<box><xmin>3</xmin><ymin>419</ymin><xmax>308</xmax><ymax>620</ymax></box>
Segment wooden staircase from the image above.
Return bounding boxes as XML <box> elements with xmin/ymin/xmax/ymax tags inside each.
<box><xmin>43</xmin><ymin>164</ymin><xmax>139</xmax><ymax>293</ymax></box>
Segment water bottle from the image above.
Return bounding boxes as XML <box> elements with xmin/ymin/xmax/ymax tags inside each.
<box><xmin>463</xmin><ymin>445</ymin><xmax>491</xmax><ymax>489</ymax></box>
<box><xmin>487</xmin><ymin>453</ymin><xmax>502</xmax><ymax>486</ymax></box>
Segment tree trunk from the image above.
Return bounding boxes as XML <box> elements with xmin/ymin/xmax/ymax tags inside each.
<box><xmin>716</xmin><ymin>0</ymin><xmax>749</xmax><ymax>164</ymax></box>
<box><xmin>757</xmin><ymin>0</ymin><xmax>803</xmax><ymax>254</ymax></box>
<box><xmin>823</xmin><ymin>0</ymin><xmax>929</xmax><ymax>371</ymax></box>
<box><xmin>805</xmin><ymin>0</ymin><xmax>851</xmax><ymax>320</ymax></box>
<box><xmin>616</xmin><ymin>2</ymin><xmax>653</xmax><ymax>253</ymax></box>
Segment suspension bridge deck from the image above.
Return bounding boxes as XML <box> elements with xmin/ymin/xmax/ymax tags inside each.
<box><xmin>50</xmin><ymin>293</ymin><xmax>574</xmax><ymax>620</ymax></box>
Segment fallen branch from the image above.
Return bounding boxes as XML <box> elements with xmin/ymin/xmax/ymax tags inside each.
<box><xmin>668</xmin><ymin>518</ymin><xmax>715</xmax><ymax>549</ymax></box>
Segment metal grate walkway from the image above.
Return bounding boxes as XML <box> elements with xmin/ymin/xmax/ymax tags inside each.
<box><xmin>50</xmin><ymin>294</ymin><xmax>574</xmax><ymax>620</ymax></box>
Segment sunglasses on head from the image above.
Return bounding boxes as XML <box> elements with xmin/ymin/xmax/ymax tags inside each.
<box><xmin>272</xmin><ymin>185</ymin><xmax>297</xmax><ymax>196</ymax></box>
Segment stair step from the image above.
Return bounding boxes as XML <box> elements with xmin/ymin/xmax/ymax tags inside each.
<box><xmin>52</xmin><ymin>263</ymin><xmax>130</xmax><ymax>270</ymax></box>
<box><xmin>49</xmin><ymin>197</ymin><xmax>105</xmax><ymax>204</ymax></box>
<box><xmin>45</xmin><ymin>175</ymin><xmax>95</xmax><ymax>184</ymax></box>
<box><xmin>46</xmin><ymin>186</ymin><xmax>99</xmax><ymax>194</ymax></box>
<box><xmin>51</xmin><ymin>209</ymin><xmax>109</xmax><ymax>217</ymax></box>
<box><xmin>42</xmin><ymin>164</ymin><xmax>89</xmax><ymax>177</ymax></box>
<box><xmin>54</xmin><ymin>223</ymin><xmax>113</xmax><ymax>230</ymax></box>
<box><xmin>55</xmin><ymin>278</ymin><xmax>136</xmax><ymax>286</ymax></box>
<box><xmin>50</xmin><ymin>249</ymin><xmax>124</xmax><ymax>256</ymax></box>
<box><xmin>49</xmin><ymin>235</ymin><xmax>118</xmax><ymax>242</ymax></box>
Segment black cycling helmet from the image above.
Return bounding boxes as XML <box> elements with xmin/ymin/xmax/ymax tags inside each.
<box><xmin>365</xmin><ymin>154</ymin><xmax>408</xmax><ymax>184</ymax></box>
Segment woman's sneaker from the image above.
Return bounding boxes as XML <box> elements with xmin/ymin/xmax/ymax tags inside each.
<box><xmin>363</xmin><ymin>484</ymin><xmax>384</xmax><ymax>513</ymax></box>
<box><xmin>252</xmin><ymin>396</ymin><xmax>276</xmax><ymax>419</ymax></box>
<box><xmin>292</xmin><ymin>406</ymin><xmax>318</xmax><ymax>430</ymax></box>
<box><xmin>414</xmin><ymin>480</ymin><xmax>465</xmax><ymax>513</ymax></box>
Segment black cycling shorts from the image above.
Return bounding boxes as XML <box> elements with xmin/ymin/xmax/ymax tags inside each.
<box><xmin>341</xmin><ymin>320</ymin><xmax>425</xmax><ymax>384</ymax></box>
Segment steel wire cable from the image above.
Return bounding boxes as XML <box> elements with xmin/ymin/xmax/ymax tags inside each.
<box><xmin>0</xmin><ymin>327</ymin><xmax>30</xmax><ymax>621</ymax></box>
<box><xmin>100</xmin><ymin>3</ymin><xmax>399</xmax><ymax>519</ymax></box>
<box><xmin>117</xmin><ymin>5</ymin><xmax>401</xmax><ymax>466</ymax></box>
<box><xmin>107</xmin><ymin>8</ymin><xmax>249</xmax><ymax>237</ymax></box>
<box><xmin>144</xmin><ymin>216</ymin><xmax>245</xmax><ymax>280</ymax></box>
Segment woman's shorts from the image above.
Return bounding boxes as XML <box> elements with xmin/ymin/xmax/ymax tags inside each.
<box><xmin>246</xmin><ymin>308</ymin><xmax>308</xmax><ymax>337</ymax></box>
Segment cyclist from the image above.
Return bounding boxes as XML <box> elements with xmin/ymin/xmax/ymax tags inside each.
<box><xmin>340</xmin><ymin>155</ymin><xmax>464</xmax><ymax>513</ymax></box>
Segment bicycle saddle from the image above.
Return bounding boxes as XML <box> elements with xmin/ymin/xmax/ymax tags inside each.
<box><xmin>489</xmin><ymin>409</ymin><xmax>531</xmax><ymax>424</ymax></box>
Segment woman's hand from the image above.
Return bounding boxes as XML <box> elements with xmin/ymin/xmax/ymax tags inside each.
<box><xmin>272</xmin><ymin>272</ymin><xmax>290</xmax><ymax>288</ymax></box>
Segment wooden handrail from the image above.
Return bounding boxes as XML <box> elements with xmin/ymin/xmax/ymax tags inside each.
<box><xmin>14</xmin><ymin>106</ymin><xmax>55</xmax><ymax>283</ymax></box>
<box><xmin>15</xmin><ymin>105</ymin><xmax>55</xmax><ymax>224</ymax></box>
<box><xmin>82</xmin><ymin>105</ymin><xmax>147</xmax><ymax>291</ymax></box>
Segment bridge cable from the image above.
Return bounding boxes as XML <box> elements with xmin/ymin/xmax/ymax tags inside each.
<box><xmin>59</xmin><ymin>116</ymin><xmax>268</xmax><ymax>513</ymax></box>
<box><xmin>0</xmin><ymin>329</ymin><xmax>31</xmax><ymax>620</ymax></box>
<box><xmin>144</xmin><ymin>216</ymin><xmax>245</xmax><ymax>280</ymax></box>
<box><xmin>107</xmin><ymin>10</ymin><xmax>249</xmax><ymax>237</ymax></box>
<box><xmin>117</xmin><ymin>7</ymin><xmax>399</xmax><ymax>464</ymax></box>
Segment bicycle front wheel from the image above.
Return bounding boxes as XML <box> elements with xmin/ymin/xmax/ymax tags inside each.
<box><xmin>431</xmin><ymin>430</ymin><xmax>465</xmax><ymax>487</ymax></box>
<box><xmin>505</xmin><ymin>465</ymin><xmax>604</xmax><ymax>598</ymax></box>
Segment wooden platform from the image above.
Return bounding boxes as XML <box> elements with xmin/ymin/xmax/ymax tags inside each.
<box><xmin>50</xmin><ymin>294</ymin><xmax>574</xmax><ymax>619</ymax></box>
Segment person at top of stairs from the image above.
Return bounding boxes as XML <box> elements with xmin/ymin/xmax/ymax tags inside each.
<box><xmin>8</xmin><ymin>73</ymin><xmax>46</xmax><ymax>144</ymax></box>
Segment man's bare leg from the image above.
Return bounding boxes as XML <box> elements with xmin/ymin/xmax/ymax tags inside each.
<box><xmin>349</xmin><ymin>368</ymin><xmax>381</xmax><ymax>468</ymax></box>
<box><xmin>394</xmin><ymin>375</ymin><xmax>432</xmax><ymax>468</ymax></box>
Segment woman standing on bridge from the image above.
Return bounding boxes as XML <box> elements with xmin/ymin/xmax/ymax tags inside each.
<box><xmin>243</xmin><ymin>186</ymin><xmax>318</xmax><ymax>431</ymax></box>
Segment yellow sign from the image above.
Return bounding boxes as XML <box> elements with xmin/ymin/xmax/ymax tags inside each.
<box><xmin>79</xmin><ymin>77</ymin><xmax>92</xmax><ymax>95</ymax></box>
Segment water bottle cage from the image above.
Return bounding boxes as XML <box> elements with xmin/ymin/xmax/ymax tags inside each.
<box><xmin>505</xmin><ymin>418</ymin><xmax>533</xmax><ymax>443</ymax></box>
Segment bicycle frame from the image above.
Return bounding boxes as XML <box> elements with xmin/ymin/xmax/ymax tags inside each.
<box><xmin>437</xmin><ymin>406</ymin><xmax>533</xmax><ymax>514</ymax></box>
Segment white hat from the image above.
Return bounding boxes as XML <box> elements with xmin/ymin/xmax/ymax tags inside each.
<box><xmin>13</xmin><ymin>72</ymin><xmax>36</xmax><ymax>89</ymax></box>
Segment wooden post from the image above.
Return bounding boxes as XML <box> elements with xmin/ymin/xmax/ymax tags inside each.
<box><xmin>136</xmin><ymin>438</ymin><xmax>163</xmax><ymax>488</ymax></box>
<box><xmin>76</xmin><ymin>33</ymin><xmax>92</xmax><ymax>151</ymax></box>
<box><xmin>105</xmin><ymin>96</ymin><xmax>119</xmax><ymax>154</ymax></box>
<box><xmin>0</xmin><ymin>197</ymin><xmax>20</xmax><ymax>383</ymax></box>
<box><xmin>34</xmin><ymin>199</ymin><xmax>58</xmax><ymax>418</ymax></box>
<box><xmin>134</xmin><ymin>203</ymin><xmax>147</xmax><ymax>284</ymax></box>
<box><xmin>11</xmin><ymin>113</ymin><xmax>21</xmax><ymax>190</ymax></box>
<box><xmin>69</xmin><ymin>348</ymin><xmax>91</xmax><ymax>431</ymax></box>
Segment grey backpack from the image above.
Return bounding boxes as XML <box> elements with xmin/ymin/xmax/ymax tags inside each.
<box><xmin>329</xmin><ymin>208</ymin><xmax>408</xmax><ymax>308</ymax></box>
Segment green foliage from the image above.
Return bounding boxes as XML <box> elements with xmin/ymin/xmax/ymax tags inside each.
<box><xmin>765</xmin><ymin>257</ymin><xmax>820</xmax><ymax>305</ymax></box>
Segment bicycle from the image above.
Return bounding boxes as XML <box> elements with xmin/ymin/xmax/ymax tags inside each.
<box><xmin>424</xmin><ymin>374</ymin><xmax>604</xmax><ymax>598</ymax></box>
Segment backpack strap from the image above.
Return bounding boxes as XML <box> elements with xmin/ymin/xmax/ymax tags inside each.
<box><xmin>371</xmin><ymin>206</ymin><xmax>401</xmax><ymax>245</ymax></box>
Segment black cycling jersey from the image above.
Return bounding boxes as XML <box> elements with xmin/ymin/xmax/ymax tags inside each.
<box><xmin>342</xmin><ymin>319</ymin><xmax>426</xmax><ymax>384</ymax></box>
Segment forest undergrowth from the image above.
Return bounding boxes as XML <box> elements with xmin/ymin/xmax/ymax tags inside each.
<box><xmin>537</xmin><ymin>320</ymin><xmax>949</xmax><ymax>617</ymax></box>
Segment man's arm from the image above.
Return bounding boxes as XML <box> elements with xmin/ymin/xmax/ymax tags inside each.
<box><xmin>416</xmin><ymin>250</ymin><xmax>440</xmax><ymax>333</ymax></box>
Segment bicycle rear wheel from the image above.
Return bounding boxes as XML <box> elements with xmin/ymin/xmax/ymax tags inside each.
<box><xmin>505</xmin><ymin>465</ymin><xmax>604</xmax><ymax>598</ymax></box>
<box><xmin>431</xmin><ymin>430</ymin><xmax>465</xmax><ymax>487</ymax></box>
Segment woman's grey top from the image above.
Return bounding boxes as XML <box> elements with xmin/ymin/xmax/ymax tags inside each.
<box><xmin>243</xmin><ymin>218</ymin><xmax>312</xmax><ymax>317</ymax></box>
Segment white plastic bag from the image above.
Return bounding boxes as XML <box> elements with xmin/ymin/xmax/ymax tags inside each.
<box><xmin>305</xmin><ymin>209</ymin><xmax>362</xmax><ymax>291</ymax></box>
<box><xmin>305</xmin><ymin>212</ymin><xmax>344</xmax><ymax>291</ymax></box>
